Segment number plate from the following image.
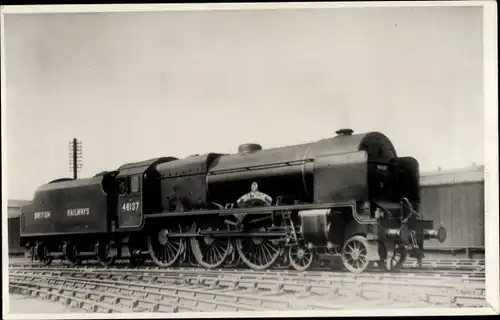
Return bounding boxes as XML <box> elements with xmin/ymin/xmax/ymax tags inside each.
<box><xmin>117</xmin><ymin>195</ymin><xmax>143</xmax><ymax>229</ymax></box>
<box><xmin>121</xmin><ymin>200</ymin><xmax>141</xmax><ymax>212</ymax></box>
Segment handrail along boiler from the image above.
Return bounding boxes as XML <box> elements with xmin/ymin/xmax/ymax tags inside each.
<box><xmin>19</xmin><ymin>128</ymin><xmax>446</xmax><ymax>273</ymax></box>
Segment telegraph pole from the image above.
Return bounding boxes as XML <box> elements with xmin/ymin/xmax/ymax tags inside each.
<box><xmin>68</xmin><ymin>138</ymin><xmax>82</xmax><ymax>179</ymax></box>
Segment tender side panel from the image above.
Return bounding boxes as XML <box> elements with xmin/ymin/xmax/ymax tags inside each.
<box><xmin>20</xmin><ymin>177</ymin><xmax>109</xmax><ymax>237</ymax></box>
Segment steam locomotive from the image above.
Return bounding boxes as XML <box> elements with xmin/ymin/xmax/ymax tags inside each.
<box><xmin>19</xmin><ymin>129</ymin><xmax>446</xmax><ymax>273</ymax></box>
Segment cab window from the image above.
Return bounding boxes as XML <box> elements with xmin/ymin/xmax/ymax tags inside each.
<box><xmin>118</xmin><ymin>179</ymin><xmax>128</xmax><ymax>195</ymax></box>
<box><xmin>130</xmin><ymin>175</ymin><xmax>141</xmax><ymax>193</ymax></box>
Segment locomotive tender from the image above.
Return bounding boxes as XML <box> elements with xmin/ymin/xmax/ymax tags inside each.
<box><xmin>19</xmin><ymin>129</ymin><xmax>447</xmax><ymax>273</ymax></box>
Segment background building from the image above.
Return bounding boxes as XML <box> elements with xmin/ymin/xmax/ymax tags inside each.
<box><xmin>420</xmin><ymin>165</ymin><xmax>484</xmax><ymax>257</ymax></box>
<box><xmin>7</xmin><ymin>199</ymin><xmax>30</xmax><ymax>255</ymax></box>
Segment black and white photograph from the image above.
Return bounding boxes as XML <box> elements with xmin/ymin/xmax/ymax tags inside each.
<box><xmin>1</xmin><ymin>1</ymin><xmax>498</xmax><ymax>318</ymax></box>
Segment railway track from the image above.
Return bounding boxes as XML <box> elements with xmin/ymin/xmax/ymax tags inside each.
<box><xmin>8</xmin><ymin>259</ymin><xmax>486</xmax><ymax>313</ymax></box>
<box><xmin>8</xmin><ymin>257</ymin><xmax>486</xmax><ymax>277</ymax></box>
<box><xmin>8</xmin><ymin>259</ymin><xmax>486</xmax><ymax>279</ymax></box>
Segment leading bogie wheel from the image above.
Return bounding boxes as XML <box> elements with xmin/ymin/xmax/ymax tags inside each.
<box><xmin>288</xmin><ymin>245</ymin><xmax>314</xmax><ymax>272</ymax></box>
<box><xmin>341</xmin><ymin>235</ymin><xmax>372</xmax><ymax>273</ymax></box>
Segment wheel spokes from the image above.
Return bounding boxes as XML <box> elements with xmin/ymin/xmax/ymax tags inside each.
<box><xmin>289</xmin><ymin>245</ymin><xmax>314</xmax><ymax>272</ymax></box>
<box><xmin>148</xmin><ymin>227</ymin><xmax>184</xmax><ymax>268</ymax></box>
<box><xmin>190</xmin><ymin>222</ymin><xmax>231</xmax><ymax>269</ymax></box>
<box><xmin>342</xmin><ymin>236</ymin><xmax>371</xmax><ymax>273</ymax></box>
<box><xmin>236</xmin><ymin>237</ymin><xmax>280</xmax><ymax>270</ymax></box>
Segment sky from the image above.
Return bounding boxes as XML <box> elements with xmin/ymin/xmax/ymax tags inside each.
<box><xmin>3</xmin><ymin>5</ymin><xmax>485</xmax><ymax>200</ymax></box>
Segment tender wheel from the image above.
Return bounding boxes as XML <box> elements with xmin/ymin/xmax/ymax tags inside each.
<box><xmin>235</xmin><ymin>229</ymin><xmax>281</xmax><ymax>270</ymax></box>
<box><xmin>65</xmin><ymin>242</ymin><xmax>81</xmax><ymax>267</ymax></box>
<box><xmin>386</xmin><ymin>243</ymin><xmax>407</xmax><ymax>271</ymax></box>
<box><xmin>288</xmin><ymin>245</ymin><xmax>314</xmax><ymax>272</ymax></box>
<box><xmin>148</xmin><ymin>226</ymin><xmax>185</xmax><ymax>268</ymax></box>
<box><xmin>341</xmin><ymin>235</ymin><xmax>371</xmax><ymax>273</ymax></box>
<box><xmin>190</xmin><ymin>225</ymin><xmax>231</xmax><ymax>269</ymax></box>
<box><xmin>36</xmin><ymin>244</ymin><xmax>53</xmax><ymax>266</ymax></box>
<box><xmin>97</xmin><ymin>241</ymin><xmax>116</xmax><ymax>267</ymax></box>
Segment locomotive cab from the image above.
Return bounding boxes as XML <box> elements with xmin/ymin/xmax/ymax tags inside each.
<box><xmin>114</xmin><ymin>157</ymin><xmax>177</xmax><ymax>231</ymax></box>
<box><xmin>115</xmin><ymin>174</ymin><xmax>143</xmax><ymax>229</ymax></box>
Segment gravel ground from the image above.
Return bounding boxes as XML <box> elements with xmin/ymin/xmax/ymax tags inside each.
<box><xmin>8</xmin><ymin>293</ymin><xmax>87</xmax><ymax>314</ymax></box>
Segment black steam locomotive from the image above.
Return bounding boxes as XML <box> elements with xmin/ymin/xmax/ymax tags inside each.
<box><xmin>19</xmin><ymin>129</ymin><xmax>446</xmax><ymax>273</ymax></box>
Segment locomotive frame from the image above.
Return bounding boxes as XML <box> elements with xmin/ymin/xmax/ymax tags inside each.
<box><xmin>19</xmin><ymin>129</ymin><xmax>447</xmax><ymax>273</ymax></box>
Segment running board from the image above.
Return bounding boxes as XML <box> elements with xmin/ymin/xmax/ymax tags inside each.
<box><xmin>160</xmin><ymin>231</ymin><xmax>287</xmax><ymax>238</ymax></box>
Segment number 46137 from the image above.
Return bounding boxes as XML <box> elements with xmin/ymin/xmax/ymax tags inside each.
<box><xmin>122</xmin><ymin>201</ymin><xmax>140</xmax><ymax>212</ymax></box>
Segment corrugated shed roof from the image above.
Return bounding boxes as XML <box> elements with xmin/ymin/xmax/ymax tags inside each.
<box><xmin>420</xmin><ymin>165</ymin><xmax>484</xmax><ymax>186</ymax></box>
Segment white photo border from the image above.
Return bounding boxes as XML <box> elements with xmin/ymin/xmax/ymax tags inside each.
<box><xmin>1</xmin><ymin>1</ymin><xmax>498</xmax><ymax>318</ymax></box>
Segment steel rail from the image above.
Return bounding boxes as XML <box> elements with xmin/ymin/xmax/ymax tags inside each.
<box><xmin>9</xmin><ymin>256</ymin><xmax>485</xmax><ymax>270</ymax></box>
<box><xmin>8</xmin><ymin>259</ymin><xmax>486</xmax><ymax>281</ymax></box>
<box><xmin>9</xmin><ymin>282</ymin><xmax>169</xmax><ymax>313</ymax></box>
<box><xmin>9</xmin><ymin>272</ymin><xmax>343</xmax><ymax>312</ymax></box>
<box><xmin>9</xmin><ymin>266</ymin><xmax>485</xmax><ymax>289</ymax></box>
<box><xmin>8</xmin><ymin>257</ymin><xmax>486</xmax><ymax>272</ymax></box>
<box><xmin>10</xmin><ymin>268</ymin><xmax>484</xmax><ymax>298</ymax></box>
<box><xmin>9</xmin><ymin>266</ymin><xmax>486</xmax><ymax>309</ymax></box>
